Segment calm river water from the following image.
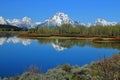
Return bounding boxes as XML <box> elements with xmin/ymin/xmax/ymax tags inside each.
<box><xmin>0</xmin><ymin>37</ymin><xmax>119</xmax><ymax>77</ymax></box>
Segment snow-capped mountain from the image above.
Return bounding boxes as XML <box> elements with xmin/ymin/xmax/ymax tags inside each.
<box><xmin>0</xmin><ymin>16</ymin><xmax>40</xmax><ymax>28</ymax></box>
<box><xmin>94</xmin><ymin>18</ymin><xmax>117</xmax><ymax>26</ymax></box>
<box><xmin>38</xmin><ymin>12</ymin><xmax>75</xmax><ymax>27</ymax></box>
<box><xmin>0</xmin><ymin>12</ymin><xmax>119</xmax><ymax>28</ymax></box>
<box><xmin>7</xmin><ymin>17</ymin><xmax>36</xmax><ymax>28</ymax></box>
<box><xmin>0</xmin><ymin>16</ymin><xmax>8</xmax><ymax>25</ymax></box>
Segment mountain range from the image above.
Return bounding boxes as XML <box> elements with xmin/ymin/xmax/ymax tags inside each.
<box><xmin>0</xmin><ymin>12</ymin><xmax>119</xmax><ymax>28</ymax></box>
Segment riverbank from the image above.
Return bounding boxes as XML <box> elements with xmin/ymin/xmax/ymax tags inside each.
<box><xmin>18</xmin><ymin>33</ymin><xmax>120</xmax><ymax>42</ymax></box>
<box><xmin>0</xmin><ymin>31</ymin><xmax>25</xmax><ymax>37</ymax></box>
<box><xmin>0</xmin><ymin>31</ymin><xmax>120</xmax><ymax>42</ymax></box>
<box><xmin>1</xmin><ymin>53</ymin><xmax>120</xmax><ymax>80</ymax></box>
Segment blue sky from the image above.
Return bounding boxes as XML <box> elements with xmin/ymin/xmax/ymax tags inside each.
<box><xmin>0</xmin><ymin>0</ymin><xmax>120</xmax><ymax>23</ymax></box>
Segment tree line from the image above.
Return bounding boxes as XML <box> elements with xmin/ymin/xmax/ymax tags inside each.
<box><xmin>0</xmin><ymin>25</ymin><xmax>27</xmax><ymax>31</ymax></box>
<box><xmin>0</xmin><ymin>24</ymin><xmax>119</xmax><ymax>37</ymax></box>
<box><xmin>28</xmin><ymin>24</ymin><xmax>120</xmax><ymax>37</ymax></box>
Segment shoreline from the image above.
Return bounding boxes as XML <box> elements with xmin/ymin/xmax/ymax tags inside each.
<box><xmin>18</xmin><ymin>33</ymin><xmax>120</xmax><ymax>42</ymax></box>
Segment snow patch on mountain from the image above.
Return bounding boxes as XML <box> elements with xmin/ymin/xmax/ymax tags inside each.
<box><xmin>0</xmin><ymin>16</ymin><xmax>8</xmax><ymax>25</ymax></box>
<box><xmin>94</xmin><ymin>18</ymin><xmax>117</xmax><ymax>26</ymax></box>
<box><xmin>39</xmin><ymin>12</ymin><xmax>75</xmax><ymax>27</ymax></box>
<box><xmin>7</xmin><ymin>17</ymin><xmax>36</xmax><ymax>28</ymax></box>
<box><xmin>0</xmin><ymin>16</ymin><xmax>40</xmax><ymax>28</ymax></box>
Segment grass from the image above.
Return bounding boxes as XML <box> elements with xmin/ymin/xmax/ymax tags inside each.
<box><xmin>1</xmin><ymin>53</ymin><xmax>120</xmax><ymax>80</ymax></box>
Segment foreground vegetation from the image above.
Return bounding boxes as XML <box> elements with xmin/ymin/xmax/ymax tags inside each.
<box><xmin>1</xmin><ymin>53</ymin><xmax>120</xmax><ymax>80</ymax></box>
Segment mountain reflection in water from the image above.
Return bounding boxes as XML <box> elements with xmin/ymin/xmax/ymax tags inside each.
<box><xmin>0</xmin><ymin>37</ymin><xmax>120</xmax><ymax>51</ymax></box>
<box><xmin>0</xmin><ymin>37</ymin><xmax>31</xmax><ymax>46</ymax></box>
